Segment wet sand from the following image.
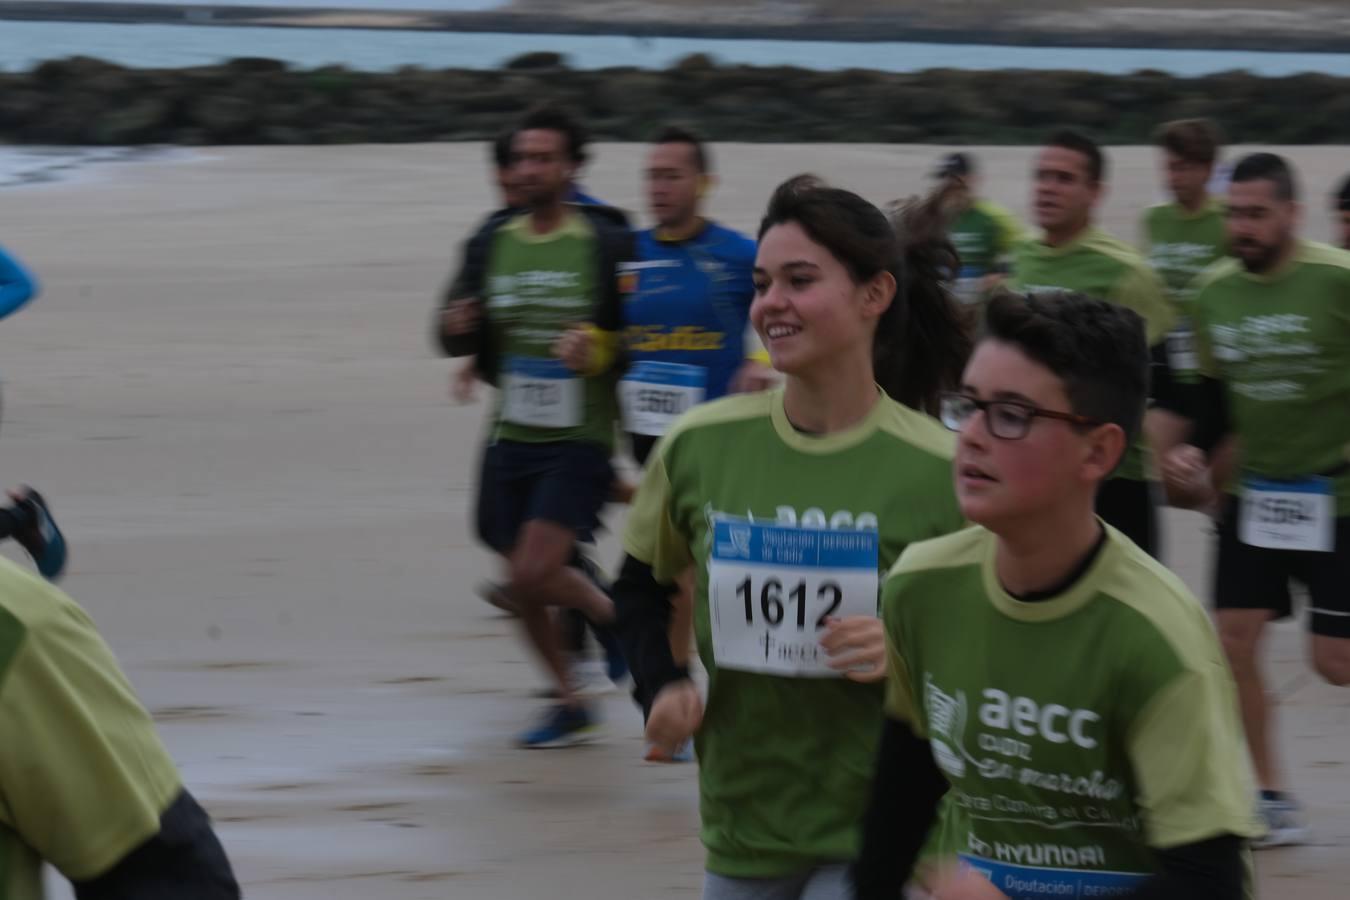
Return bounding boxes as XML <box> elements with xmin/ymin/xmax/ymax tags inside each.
<box><xmin>0</xmin><ymin>143</ymin><xmax>1344</xmax><ymax>898</ymax></box>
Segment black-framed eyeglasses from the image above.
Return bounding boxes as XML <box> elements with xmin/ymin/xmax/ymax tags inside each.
<box><xmin>939</xmin><ymin>392</ymin><xmax>1104</xmax><ymax>441</ymax></box>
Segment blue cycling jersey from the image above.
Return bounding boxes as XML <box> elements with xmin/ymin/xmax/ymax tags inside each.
<box><xmin>623</xmin><ymin>221</ymin><xmax>756</xmax><ymax>401</ymax></box>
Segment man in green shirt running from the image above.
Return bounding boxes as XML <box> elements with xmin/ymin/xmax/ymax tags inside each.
<box><xmin>856</xmin><ymin>291</ymin><xmax>1260</xmax><ymax>900</ymax></box>
<box><xmin>1161</xmin><ymin>153</ymin><xmax>1350</xmax><ymax>847</ymax></box>
<box><xmin>441</xmin><ymin>105</ymin><xmax>634</xmax><ymax>747</ymax></box>
<box><xmin>1141</xmin><ymin>119</ymin><xmax>1232</xmax><ymax>508</ymax></box>
<box><xmin>1007</xmin><ymin>130</ymin><xmax>1174</xmax><ymax>558</ymax></box>
<box><xmin>932</xmin><ymin>152</ymin><xmax>1025</xmax><ymax>308</ymax></box>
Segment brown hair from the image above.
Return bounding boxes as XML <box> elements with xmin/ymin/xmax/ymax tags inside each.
<box><xmin>1153</xmin><ymin>118</ymin><xmax>1222</xmax><ymax>166</ymax></box>
<box><xmin>757</xmin><ymin>175</ymin><xmax>972</xmax><ymax>415</ymax></box>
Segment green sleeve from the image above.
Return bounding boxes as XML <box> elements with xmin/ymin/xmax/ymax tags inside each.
<box><xmin>0</xmin><ymin>600</ymin><xmax>182</xmax><ymax>880</ymax></box>
<box><xmin>621</xmin><ymin>442</ymin><xmax>694</xmax><ymax>584</ymax></box>
<box><xmin>1127</xmin><ymin>670</ymin><xmax>1261</xmax><ymax>848</ymax></box>
<box><xmin>987</xmin><ymin>203</ymin><xmax>1028</xmax><ymax>256</ymax></box>
<box><xmin>1111</xmin><ymin>264</ymin><xmax>1175</xmax><ymax>345</ymax></box>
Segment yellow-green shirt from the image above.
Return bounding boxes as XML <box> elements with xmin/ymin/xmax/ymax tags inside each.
<box><xmin>0</xmin><ymin>562</ymin><xmax>181</xmax><ymax>897</ymax></box>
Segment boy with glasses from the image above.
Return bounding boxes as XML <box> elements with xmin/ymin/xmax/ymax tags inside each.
<box><xmin>855</xmin><ymin>291</ymin><xmax>1260</xmax><ymax>900</ymax></box>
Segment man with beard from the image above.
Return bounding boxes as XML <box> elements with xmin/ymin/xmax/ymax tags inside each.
<box><xmin>440</xmin><ymin>105</ymin><xmax>635</xmax><ymax>747</ymax></box>
<box><xmin>1165</xmin><ymin>152</ymin><xmax>1350</xmax><ymax>847</ymax></box>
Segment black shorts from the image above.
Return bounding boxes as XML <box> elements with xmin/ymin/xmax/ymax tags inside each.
<box><xmin>1095</xmin><ymin>477</ymin><xmax>1160</xmax><ymax>560</ymax></box>
<box><xmin>628</xmin><ymin>432</ymin><xmax>659</xmax><ymax>468</ymax></box>
<box><xmin>475</xmin><ymin>439</ymin><xmax>613</xmax><ymax>555</ymax></box>
<box><xmin>1214</xmin><ymin>497</ymin><xmax>1350</xmax><ymax>638</ymax></box>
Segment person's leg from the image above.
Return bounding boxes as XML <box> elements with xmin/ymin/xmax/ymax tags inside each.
<box><xmin>1216</xmin><ymin>608</ymin><xmax>1280</xmax><ymax>790</ymax></box>
<box><xmin>1094</xmin><ymin>477</ymin><xmax>1159</xmax><ymax>560</ymax></box>
<box><xmin>1306</xmin><ymin>516</ymin><xmax>1350</xmax><ymax>687</ymax></box>
<box><xmin>702</xmin><ymin>871</ymin><xmax>808</xmax><ymax>900</ymax></box>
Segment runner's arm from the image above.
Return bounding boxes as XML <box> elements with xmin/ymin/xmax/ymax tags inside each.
<box><xmin>584</xmin><ymin>212</ymin><xmax>638</xmax><ymax>376</ymax></box>
<box><xmin>1110</xmin><ymin>837</ymin><xmax>1245</xmax><ymax>899</ymax></box>
<box><xmin>0</xmin><ymin>595</ymin><xmax>240</xmax><ymax>895</ymax></box>
<box><xmin>613</xmin><ymin>442</ymin><xmax>693</xmax><ymax>707</ymax></box>
<box><xmin>434</xmin><ymin>212</ymin><xmax>504</xmax><ymax>365</ymax></box>
<box><xmin>854</xmin><ymin>717</ymin><xmax>947</xmax><ymax>899</ymax></box>
<box><xmin>74</xmin><ymin>789</ymin><xmax>240</xmax><ymax>900</ymax></box>
<box><xmin>0</xmin><ymin>245</ymin><xmax>39</xmax><ymax>320</ymax></box>
<box><xmin>612</xmin><ymin>554</ymin><xmax>686</xmax><ymax>709</ymax></box>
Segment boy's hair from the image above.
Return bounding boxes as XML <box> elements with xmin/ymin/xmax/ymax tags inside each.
<box><xmin>984</xmin><ymin>291</ymin><xmax>1149</xmax><ymax>455</ymax></box>
<box><xmin>517</xmin><ymin>104</ymin><xmax>588</xmax><ymax>164</ymax></box>
<box><xmin>1046</xmin><ymin>128</ymin><xmax>1106</xmax><ymax>183</ymax></box>
<box><xmin>652</xmin><ymin>124</ymin><xmax>710</xmax><ymax>173</ymax></box>
<box><xmin>1153</xmin><ymin>118</ymin><xmax>1222</xmax><ymax>166</ymax></box>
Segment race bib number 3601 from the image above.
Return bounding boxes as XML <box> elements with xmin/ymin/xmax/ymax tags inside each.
<box><xmin>1239</xmin><ymin>476</ymin><xmax>1335</xmax><ymax>552</ymax></box>
<box><xmin>620</xmin><ymin>361</ymin><xmax>707</xmax><ymax>437</ymax></box>
<box><xmin>502</xmin><ymin>356</ymin><xmax>582</xmax><ymax>429</ymax></box>
<box><xmin>708</xmin><ymin>519</ymin><xmax>879</xmax><ymax>677</ymax></box>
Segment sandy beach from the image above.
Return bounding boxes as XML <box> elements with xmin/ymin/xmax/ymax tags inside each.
<box><xmin>1</xmin><ymin>143</ymin><xmax>1346</xmax><ymax>899</ymax></box>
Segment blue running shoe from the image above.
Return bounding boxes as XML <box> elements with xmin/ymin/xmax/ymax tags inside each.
<box><xmin>12</xmin><ymin>488</ymin><xmax>66</xmax><ymax>581</ymax></box>
<box><xmin>518</xmin><ymin>704</ymin><xmax>596</xmax><ymax>749</ymax></box>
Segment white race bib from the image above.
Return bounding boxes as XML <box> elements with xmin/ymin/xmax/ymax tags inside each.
<box><xmin>620</xmin><ymin>361</ymin><xmax>707</xmax><ymax>437</ymax></box>
<box><xmin>1239</xmin><ymin>476</ymin><xmax>1335</xmax><ymax>552</ymax></box>
<box><xmin>707</xmin><ymin>518</ymin><xmax>879</xmax><ymax>677</ymax></box>
<box><xmin>1166</xmin><ymin>319</ymin><xmax>1199</xmax><ymax>374</ymax></box>
<box><xmin>501</xmin><ymin>356</ymin><xmax>582</xmax><ymax>429</ymax></box>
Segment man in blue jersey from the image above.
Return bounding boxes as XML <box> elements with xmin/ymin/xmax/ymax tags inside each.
<box><xmin>0</xmin><ymin>246</ymin><xmax>66</xmax><ymax>580</ymax></box>
<box><xmin>620</xmin><ymin>125</ymin><xmax>772</xmax><ymax>467</ymax></box>
<box><xmin>617</xmin><ymin>126</ymin><xmax>771</xmax><ymax>761</ymax></box>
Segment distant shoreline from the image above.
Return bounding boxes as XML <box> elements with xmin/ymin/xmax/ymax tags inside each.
<box><xmin>2</xmin><ymin>0</ymin><xmax>1350</xmax><ymax>53</ymax></box>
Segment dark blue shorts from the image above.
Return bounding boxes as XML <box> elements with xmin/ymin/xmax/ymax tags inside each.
<box><xmin>475</xmin><ymin>439</ymin><xmax>613</xmax><ymax>554</ymax></box>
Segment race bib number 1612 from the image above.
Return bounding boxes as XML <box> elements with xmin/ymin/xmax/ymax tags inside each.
<box><xmin>708</xmin><ymin>519</ymin><xmax>879</xmax><ymax>677</ymax></box>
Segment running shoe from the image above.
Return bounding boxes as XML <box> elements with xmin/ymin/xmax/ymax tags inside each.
<box><xmin>1253</xmin><ymin>792</ymin><xmax>1309</xmax><ymax>848</ymax></box>
<box><xmin>11</xmin><ymin>488</ymin><xmax>67</xmax><ymax>581</ymax></box>
<box><xmin>644</xmin><ymin>738</ymin><xmax>694</xmax><ymax>764</ymax></box>
<box><xmin>518</xmin><ymin>703</ymin><xmax>596</xmax><ymax>748</ymax></box>
<box><xmin>477</xmin><ymin>580</ymin><xmax>518</xmax><ymax>616</ymax></box>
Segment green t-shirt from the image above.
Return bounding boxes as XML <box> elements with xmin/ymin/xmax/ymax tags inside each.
<box><xmin>883</xmin><ymin>525</ymin><xmax>1261</xmax><ymax>899</ymax></box>
<box><xmin>485</xmin><ymin>212</ymin><xmax>619</xmax><ymax>449</ymax></box>
<box><xmin>623</xmin><ymin>388</ymin><xmax>964</xmax><ymax>878</ymax></box>
<box><xmin>1191</xmin><ymin>241</ymin><xmax>1350</xmax><ymax>510</ymax></box>
<box><xmin>1141</xmin><ymin>199</ymin><xmax>1229</xmax><ymax>302</ymax></box>
<box><xmin>0</xmin><ymin>562</ymin><xmax>183</xmax><ymax>898</ymax></box>
<box><xmin>1009</xmin><ymin>229</ymin><xmax>1173</xmax><ymax>481</ymax></box>
<box><xmin>948</xmin><ymin>201</ymin><xmax>1025</xmax><ymax>306</ymax></box>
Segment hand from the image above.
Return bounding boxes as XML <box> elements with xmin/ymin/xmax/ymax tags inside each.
<box><xmin>451</xmin><ymin>358</ymin><xmax>479</xmax><ymax>404</ymax></box>
<box><xmin>979</xmin><ymin>273</ymin><xmax>1007</xmax><ymax>294</ymax></box>
<box><xmin>554</xmin><ymin>324</ymin><xmax>595</xmax><ymax>373</ymax></box>
<box><xmin>923</xmin><ymin>861</ymin><xmax>1008</xmax><ymax>900</ymax></box>
<box><xmin>442</xmin><ymin>298</ymin><xmax>481</xmax><ymax>337</ymax></box>
<box><xmin>1160</xmin><ymin>443</ymin><xmax>1212</xmax><ymax>510</ymax></box>
<box><xmin>646</xmin><ymin>680</ymin><xmax>703</xmax><ymax>754</ymax></box>
<box><xmin>820</xmin><ymin>615</ymin><xmax>887</xmax><ymax>682</ymax></box>
<box><xmin>731</xmin><ymin>359</ymin><xmax>777</xmax><ymax>394</ymax></box>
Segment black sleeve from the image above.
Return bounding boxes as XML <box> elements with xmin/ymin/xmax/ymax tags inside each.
<box><xmin>74</xmin><ymin>788</ymin><xmax>240</xmax><ymax>900</ymax></box>
<box><xmin>433</xmin><ymin>211</ymin><xmax>504</xmax><ymax>364</ymax></box>
<box><xmin>853</xmin><ymin>718</ymin><xmax>949</xmax><ymax>900</ymax></box>
<box><xmin>1118</xmin><ymin>834</ymin><xmax>1246</xmax><ymax>900</ymax></box>
<box><xmin>1189</xmin><ymin>375</ymin><xmax>1231</xmax><ymax>454</ymax></box>
<box><xmin>612</xmin><ymin>554</ymin><xmax>686</xmax><ymax>712</ymax></box>
<box><xmin>1148</xmin><ymin>341</ymin><xmax>1186</xmax><ymax>416</ymax></box>
<box><xmin>590</xmin><ymin>208</ymin><xmax>637</xmax><ymax>340</ymax></box>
